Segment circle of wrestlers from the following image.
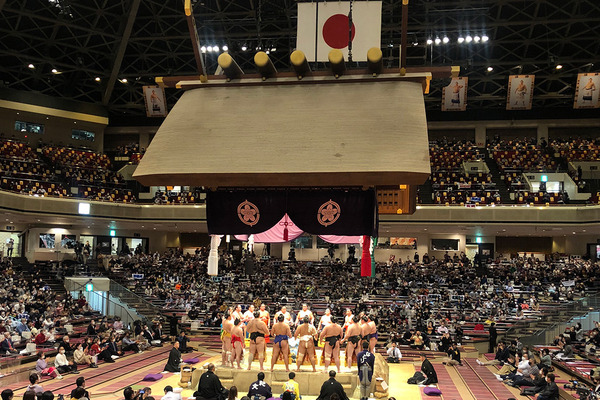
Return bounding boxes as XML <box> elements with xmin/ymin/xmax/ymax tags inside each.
<box><xmin>220</xmin><ymin>304</ymin><xmax>377</xmax><ymax>372</ymax></box>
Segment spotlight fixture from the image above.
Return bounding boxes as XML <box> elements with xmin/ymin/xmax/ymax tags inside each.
<box><xmin>200</xmin><ymin>46</ymin><xmax>207</xmax><ymax>53</ymax></box>
<box><xmin>222</xmin><ymin>45</ymin><xmax>228</xmax><ymax>51</ymax></box>
<box><xmin>457</xmin><ymin>37</ymin><xmax>465</xmax><ymax>44</ymax></box>
<box><xmin>265</xmin><ymin>50</ymin><xmax>270</xmax><ymax>54</ymax></box>
<box><xmin>487</xmin><ymin>66</ymin><xmax>494</xmax><ymax>72</ymax></box>
<box><xmin>241</xmin><ymin>45</ymin><xmax>247</xmax><ymax>51</ymax></box>
<box><xmin>434</xmin><ymin>37</ymin><xmax>441</xmax><ymax>45</ymax></box>
<box><xmin>207</xmin><ymin>46</ymin><xmax>214</xmax><ymax>52</ymax></box>
<box><xmin>213</xmin><ymin>46</ymin><xmax>220</xmax><ymax>52</ymax></box>
<box><xmin>474</xmin><ymin>35</ymin><xmax>481</xmax><ymax>43</ymax></box>
<box><xmin>555</xmin><ymin>64</ymin><xmax>563</xmax><ymax>70</ymax></box>
<box><xmin>94</xmin><ymin>77</ymin><xmax>100</xmax><ymax>82</ymax></box>
<box><xmin>412</xmin><ymin>41</ymin><xmax>419</xmax><ymax>46</ymax></box>
<box><xmin>442</xmin><ymin>36</ymin><xmax>449</xmax><ymax>44</ymax></box>
<box><xmin>465</xmin><ymin>35</ymin><xmax>473</xmax><ymax>43</ymax></box>
<box><xmin>426</xmin><ymin>38</ymin><xmax>433</xmax><ymax>45</ymax></box>
<box><xmin>482</xmin><ymin>35</ymin><xmax>489</xmax><ymax>42</ymax></box>
<box><xmin>51</xmin><ymin>68</ymin><xmax>58</xmax><ymax>74</ymax></box>
<box><xmin>120</xmin><ymin>78</ymin><xmax>128</xmax><ymax>83</ymax></box>
<box><xmin>28</xmin><ymin>63</ymin><xmax>35</xmax><ymax>69</ymax></box>
<box><xmin>271</xmin><ymin>47</ymin><xmax>277</xmax><ymax>52</ymax></box>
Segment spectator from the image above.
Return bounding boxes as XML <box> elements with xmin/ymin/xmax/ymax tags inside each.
<box><xmin>386</xmin><ymin>342</ymin><xmax>402</xmax><ymax>363</ymax></box>
<box><xmin>70</xmin><ymin>377</ymin><xmax>90</xmax><ymax>399</ymax></box>
<box><xmin>195</xmin><ymin>363</ymin><xmax>226</xmax><ymax>400</ymax></box>
<box><xmin>282</xmin><ymin>372</ymin><xmax>300</xmax><ymax>400</ymax></box>
<box><xmin>36</xmin><ymin>351</ymin><xmax>61</xmax><ymax>379</ymax></box>
<box><xmin>536</xmin><ymin>373</ymin><xmax>559</xmax><ymax>400</ymax></box>
<box><xmin>316</xmin><ymin>371</ymin><xmax>349</xmax><ymax>400</ymax></box>
<box><xmin>0</xmin><ymin>389</ymin><xmax>13</xmax><ymax>400</ymax></box>
<box><xmin>26</xmin><ymin>374</ymin><xmax>44</xmax><ymax>396</ymax></box>
<box><xmin>160</xmin><ymin>386</ymin><xmax>180</xmax><ymax>400</ymax></box>
<box><xmin>247</xmin><ymin>372</ymin><xmax>272</xmax><ymax>400</ymax></box>
<box><xmin>54</xmin><ymin>346</ymin><xmax>79</xmax><ymax>374</ymax></box>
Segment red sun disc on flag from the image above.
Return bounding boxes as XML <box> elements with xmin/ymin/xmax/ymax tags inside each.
<box><xmin>322</xmin><ymin>14</ymin><xmax>356</xmax><ymax>49</ymax></box>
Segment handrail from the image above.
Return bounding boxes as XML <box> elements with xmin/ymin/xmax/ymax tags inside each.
<box><xmin>102</xmin><ymin>294</ymin><xmax>140</xmax><ymax>326</ymax></box>
<box><xmin>108</xmin><ymin>279</ymin><xmax>162</xmax><ymax>319</ymax></box>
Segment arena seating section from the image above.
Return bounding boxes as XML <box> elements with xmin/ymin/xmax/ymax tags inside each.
<box><xmin>3</xmin><ymin>137</ymin><xmax>600</xmax><ymax>205</ymax></box>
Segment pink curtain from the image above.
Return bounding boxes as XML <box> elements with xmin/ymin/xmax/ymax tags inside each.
<box><xmin>235</xmin><ymin>214</ymin><xmax>304</xmax><ymax>243</ymax></box>
<box><xmin>318</xmin><ymin>235</ymin><xmax>361</xmax><ymax>244</ymax></box>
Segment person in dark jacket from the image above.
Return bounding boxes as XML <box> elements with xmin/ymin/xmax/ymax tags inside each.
<box><xmin>163</xmin><ymin>341</ymin><xmax>182</xmax><ymax>373</ymax></box>
<box><xmin>419</xmin><ymin>353</ymin><xmax>438</xmax><ymax>385</ymax></box>
<box><xmin>488</xmin><ymin>322</ymin><xmax>498</xmax><ymax>353</ymax></box>
<box><xmin>536</xmin><ymin>373</ymin><xmax>559</xmax><ymax>400</ymax></box>
<box><xmin>195</xmin><ymin>363</ymin><xmax>226</xmax><ymax>400</ymax></box>
<box><xmin>357</xmin><ymin>342</ymin><xmax>375</xmax><ymax>400</ymax></box>
<box><xmin>520</xmin><ymin>367</ymin><xmax>548</xmax><ymax>396</ymax></box>
<box><xmin>316</xmin><ymin>371</ymin><xmax>349</xmax><ymax>400</ymax></box>
<box><xmin>247</xmin><ymin>372</ymin><xmax>272</xmax><ymax>400</ymax></box>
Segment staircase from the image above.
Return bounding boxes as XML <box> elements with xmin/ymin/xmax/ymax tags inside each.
<box><xmin>485</xmin><ymin>156</ymin><xmax>512</xmax><ymax>204</ymax></box>
<box><xmin>107</xmin><ymin>280</ymin><xmax>163</xmax><ymax>322</ymax></box>
<box><xmin>418</xmin><ymin>180</ymin><xmax>434</xmax><ymax>204</ymax></box>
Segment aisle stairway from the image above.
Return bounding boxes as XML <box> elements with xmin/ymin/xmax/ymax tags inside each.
<box><xmin>485</xmin><ymin>157</ymin><xmax>512</xmax><ymax>203</ymax></box>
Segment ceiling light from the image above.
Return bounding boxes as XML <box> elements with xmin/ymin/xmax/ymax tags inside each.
<box><xmin>426</xmin><ymin>38</ymin><xmax>433</xmax><ymax>45</ymax></box>
<box><xmin>222</xmin><ymin>45</ymin><xmax>228</xmax><ymax>51</ymax></box>
<box><xmin>412</xmin><ymin>41</ymin><xmax>419</xmax><ymax>46</ymax></box>
<box><xmin>28</xmin><ymin>63</ymin><xmax>35</xmax><ymax>69</ymax></box>
<box><xmin>241</xmin><ymin>45</ymin><xmax>247</xmax><ymax>51</ymax></box>
<box><xmin>120</xmin><ymin>78</ymin><xmax>127</xmax><ymax>83</ymax></box>
<box><xmin>487</xmin><ymin>66</ymin><xmax>494</xmax><ymax>72</ymax></box>
<box><xmin>207</xmin><ymin>46</ymin><xmax>214</xmax><ymax>52</ymax></box>
<box><xmin>212</xmin><ymin>45</ymin><xmax>220</xmax><ymax>52</ymax></box>
<box><xmin>465</xmin><ymin>35</ymin><xmax>473</xmax><ymax>43</ymax></box>
<box><xmin>265</xmin><ymin>50</ymin><xmax>270</xmax><ymax>54</ymax></box>
<box><xmin>457</xmin><ymin>37</ymin><xmax>465</xmax><ymax>44</ymax></box>
<box><xmin>474</xmin><ymin>35</ymin><xmax>481</xmax><ymax>43</ymax></box>
<box><xmin>51</xmin><ymin>68</ymin><xmax>58</xmax><ymax>74</ymax></box>
<box><xmin>434</xmin><ymin>37</ymin><xmax>441</xmax><ymax>45</ymax></box>
<box><xmin>95</xmin><ymin>77</ymin><xmax>100</xmax><ymax>82</ymax></box>
<box><xmin>200</xmin><ymin>46</ymin><xmax>207</xmax><ymax>53</ymax></box>
<box><xmin>271</xmin><ymin>47</ymin><xmax>276</xmax><ymax>52</ymax></box>
<box><xmin>442</xmin><ymin>36</ymin><xmax>449</xmax><ymax>44</ymax></box>
<box><xmin>482</xmin><ymin>35</ymin><xmax>489</xmax><ymax>42</ymax></box>
<box><xmin>555</xmin><ymin>64</ymin><xmax>563</xmax><ymax>70</ymax></box>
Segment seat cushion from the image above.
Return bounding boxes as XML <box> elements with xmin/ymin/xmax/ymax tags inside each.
<box><xmin>423</xmin><ymin>387</ymin><xmax>442</xmax><ymax>396</ymax></box>
<box><xmin>143</xmin><ymin>373</ymin><xmax>163</xmax><ymax>381</ymax></box>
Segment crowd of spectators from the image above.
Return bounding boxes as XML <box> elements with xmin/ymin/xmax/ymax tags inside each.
<box><xmin>107</xmin><ymin>249</ymin><xmax>596</xmax><ymax>350</ymax></box>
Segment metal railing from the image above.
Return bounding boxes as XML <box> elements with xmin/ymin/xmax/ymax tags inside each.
<box><xmin>108</xmin><ymin>279</ymin><xmax>162</xmax><ymax>321</ymax></box>
<box><xmin>508</xmin><ymin>291</ymin><xmax>600</xmax><ymax>347</ymax></box>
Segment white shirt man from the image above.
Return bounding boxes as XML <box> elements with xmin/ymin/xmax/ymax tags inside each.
<box><xmin>387</xmin><ymin>344</ymin><xmax>402</xmax><ymax>362</ymax></box>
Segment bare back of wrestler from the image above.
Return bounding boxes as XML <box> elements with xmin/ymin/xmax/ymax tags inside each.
<box><xmin>367</xmin><ymin>316</ymin><xmax>377</xmax><ymax>352</ymax></box>
<box><xmin>294</xmin><ymin>316</ymin><xmax>317</xmax><ymax>372</ymax></box>
<box><xmin>343</xmin><ymin>315</ymin><xmax>362</xmax><ymax>368</ymax></box>
<box><xmin>231</xmin><ymin>318</ymin><xmax>245</xmax><ymax>369</ymax></box>
<box><xmin>247</xmin><ymin>311</ymin><xmax>270</xmax><ymax>371</ymax></box>
<box><xmin>319</xmin><ymin>318</ymin><xmax>343</xmax><ymax>373</ymax></box>
<box><xmin>271</xmin><ymin>314</ymin><xmax>292</xmax><ymax>372</ymax></box>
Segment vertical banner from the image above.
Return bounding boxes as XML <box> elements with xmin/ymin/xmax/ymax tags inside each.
<box><xmin>296</xmin><ymin>1</ymin><xmax>382</xmax><ymax>62</ymax></box>
<box><xmin>507</xmin><ymin>75</ymin><xmax>535</xmax><ymax>110</ymax></box>
<box><xmin>143</xmin><ymin>85</ymin><xmax>168</xmax><ymax>117</ymax></box>
<box><xmin>441</xmin><ymin>77</ymin><xmax>468</xmax><ymax>111</ymax></box>
<box><xmin>574</xmin><ymin>73</ymin><xmax>600</xmax><ymax>109</ymax></box>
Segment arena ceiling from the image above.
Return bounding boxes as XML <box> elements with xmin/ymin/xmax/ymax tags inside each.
<box><xmin>1</xmin><ymin>0</ymin><xmax>599</xmax><ymax>124</ymax></box>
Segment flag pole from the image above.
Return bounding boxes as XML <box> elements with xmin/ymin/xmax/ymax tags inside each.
<box><xmin>348</xmin><ymin>0</ymin><xmax>354</xmax><ymax>63</ymax></box>
<box><xmin>400</xmin><ymin>0</ymin><xmax>409</xmax><ymax>75</ymax></box>
<box><xmin>314</xmin><ymin>0</ymin><xmax>319</xmax><ymax>70</ymax></box>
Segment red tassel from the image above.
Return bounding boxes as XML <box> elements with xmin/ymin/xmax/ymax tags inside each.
<box><xmin>361</xmin><ymin>235</ymin><xmax>371</xmax><ymax>277</ymax></box>
<box><xmin>283</xmin><ymin>224</ymin><xmax>289</xmax><ymax>241</ymax></box>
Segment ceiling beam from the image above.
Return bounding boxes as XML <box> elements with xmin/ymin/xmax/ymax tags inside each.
<box><xmin>102</xmin><ymin>0</ymin><xmax>141</xmax><ymax>105</ymax></box>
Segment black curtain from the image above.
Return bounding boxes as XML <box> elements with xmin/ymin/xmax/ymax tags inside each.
<box><xmin>206</xmin><ymin>189</ymin><xmax>378</xmax><ymax>237</ymax></box>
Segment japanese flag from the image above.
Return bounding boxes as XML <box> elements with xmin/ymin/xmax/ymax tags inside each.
<box><xmin>297</xmin><ymin>1</ymin><xmax>382</xmax><ymax>62</ymax></box>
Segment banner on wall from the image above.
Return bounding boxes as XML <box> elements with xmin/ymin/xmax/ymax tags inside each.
<box><xmin>142</xmin><ymin>85</ymin><xmax>168</xmax><ymax>117</ymax></box>
<box><xmin>506</xmin><ymin>75</ymin><xmax>535</xmax><ymax>110</ymax></box>
<box><xmin>206</xmin><ymin>189</ymin><xmax>378</xmax><ymax>236</ymax></box>
<box><xmin>442</xmin><ymin>77</ymin><xmax>468</xmax><ymax>111</ymax></box>
<box><xmin>574</xmin><ymin>73</ymin><xmax>600</xmax><ymax>109</ymax></box>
